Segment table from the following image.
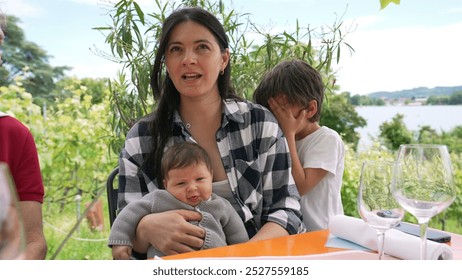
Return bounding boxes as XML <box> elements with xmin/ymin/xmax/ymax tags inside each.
<box><xmin>163</xmin><ymin>229</ymin><xmax>462</xmax><ymax>260</ymax></box>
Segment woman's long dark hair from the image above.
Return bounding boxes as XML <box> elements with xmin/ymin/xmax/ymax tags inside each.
<box><xmin>146</xmin><ymin>7</ymin><xmax>241</xmax><ymax>186</ymax></box>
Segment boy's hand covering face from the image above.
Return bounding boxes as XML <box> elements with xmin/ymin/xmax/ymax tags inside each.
<box><xmin>268</xmin><ymin>96</ymin><xmax>308</xmax><ymax>138</ymax></box>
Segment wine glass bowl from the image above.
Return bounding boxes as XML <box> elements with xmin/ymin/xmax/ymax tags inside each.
<box><xmin>358</xmin><ymin>160</ymin><xmax>404</xmax><ymax>259</ymax></box>
<box><xmin>391</xmin><ymin>144</ymin><xmax>456</xmax><ymax>259</ymax></box>
<box><xmin>0</xmin><ymin>162</ymin><xmax>26</xmax><ymax>260</ymax></box>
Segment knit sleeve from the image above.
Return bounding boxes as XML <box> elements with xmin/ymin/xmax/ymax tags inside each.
<box><xmin>107</xmin><ymin>192</ymin><xmax>155</xmax><ymax>247</ymax></box>
<box><xmin>222</xmin><ymin>205</ymin><xmax>250</xmax><ymax>245</ymax></box>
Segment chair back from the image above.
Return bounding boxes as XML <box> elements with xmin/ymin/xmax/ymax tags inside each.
<box><xmin>106</xmin><ymin>167</ymin><xmax>119</xmax><ymax>227</ymax></box>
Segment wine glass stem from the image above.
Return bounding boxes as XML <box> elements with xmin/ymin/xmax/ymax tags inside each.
<box><xmin>377</xmin><ymin>231</ymin><xmax>386</xmax><ymax>260</ymax></box>
<box><xmin>419</xmin><ymin>222</ymin><xmax>429</xmax><ymax>260</ymax></box>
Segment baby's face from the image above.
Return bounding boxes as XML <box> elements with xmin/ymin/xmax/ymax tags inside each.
<box><xmin>163</xmin><ymin>162</ymin><xmax>213</xmax><ymax>206</ymax></box>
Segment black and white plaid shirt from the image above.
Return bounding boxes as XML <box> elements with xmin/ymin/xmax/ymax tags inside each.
<box><xmin>118</xmin><ymin>99</ymin><xmax>305</xmax><ymax>237</ymax></box>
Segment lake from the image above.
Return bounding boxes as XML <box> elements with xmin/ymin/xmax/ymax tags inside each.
<box><xmin>354</xmin><ymin>105</ymin><xmax>462</xmax><ymax>149</ymax></box>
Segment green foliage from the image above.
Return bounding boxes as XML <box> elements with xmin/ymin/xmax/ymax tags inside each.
<box><xmin>243</xmin><ymin>13</ymin><xmax>354</xmax><ymax>99</ymax></box>
<box><xmin>426</xmin><ymin>91</ymin><xmax>462</xmax><ymax>105</ymax></box>
<box><xmin>379</xmin><ymin>114</ymin><xmax>413</xmax><ymax>150</ymax></box>
<box><xmin>320</xmin><ymin>92</ymin><xmax>366</xmax><ymax>148</ymax></box>
<box><xmin>427</xmin><ymin>95</ymin><xmax>450</xmax><ymax>105</ymax></box>
<box><xmin>418</xmin><ymin>125</ymin><xmax>462</xmax><ymax>154</ymax></box>
<box><xmin>397</xmin><ymin>156</ymin><xmax>455</xmax><ymax>202</ymax></box>
<box><xmin>0</xmin><ymin>77</ymin><xmax>120</xmax><ymax>207</ymax></box>
<box><xmin>348</xmin><ymin>93</ymin><xmax>386</xmax><ymax>106</ymax></box>
<box><xmin>446</xmin><ymin>152</ymin><xmax>462</xmax><ymax>228</ymax></box>
<box><xmin>377</xmin><ymin>112</ymin><xmax>462</xmax><ymax>154</ymax></box>
<box><xmin>54</xmin><ymin>77</ymin><xmax>110</xmax><ymax>104</ymax></box>
<box><xmin>449</xmin><ymin>91</ymin><xmax>462</xmax><ymax>105</ymax></box>
<box><xmin>375</xmin><ymin>117</ymin><xmax>462</xmax><ymax>231</ymax></box>
<box><xmin>380</xmin><ymin>0</ymin><xmax>400</xmax><ymax>10</ymax></box>
<box><xmin>0</xmin><ymin>16</ymin><xmax>69</xmax><ymax>105</ymax></box>
<box><xmin>341</xmin><ymin>142</ymin><xmax>462</xmax><ymax>234</ymax></box>
<box><xmin>0</xmin><ymin>77</ymin><xmax>44</xmax><ymax>136</ymax></box>
<box><xmin>342</xmin><ymin>142</ymin><xmax>394</xmax><ymax>217</ymax></box>
<box><xmin>40</xmin><ymin>81</ymin><xmax>118</xmax><ymax>206</ymax></box>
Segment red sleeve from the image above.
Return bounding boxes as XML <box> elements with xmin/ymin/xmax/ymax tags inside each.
<box><xmin>0</xmin><ymin>116</ymin><xmax>44</xmax><ymax>202</ymax></box>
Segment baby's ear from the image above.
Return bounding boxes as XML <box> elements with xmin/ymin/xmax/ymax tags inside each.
<box><xmin>162</xmin><ymin>179</ymin><xmax>167</xmax><ymax>189</ymax></box>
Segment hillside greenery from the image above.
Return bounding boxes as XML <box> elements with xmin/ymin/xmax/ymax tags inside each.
<box><xmin>348</xmin><ymin>86</ymin><xmax>462</xmax><ymax>106</ymax></box>
<box><xmin>368</xmin><ymin>86</ymin><xmax>462</xmax><ymax>99</ymax></box>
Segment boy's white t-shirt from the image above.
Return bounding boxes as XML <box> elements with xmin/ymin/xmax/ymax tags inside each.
<box><xmin>296</xmin><ymin>126</ymin><xmax>345</xmax><ymax>231</ymax></box>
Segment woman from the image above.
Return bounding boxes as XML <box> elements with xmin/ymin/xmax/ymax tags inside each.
<box><xmin>117</xmin><ymin>6</ymin><xmax>305</xmax><ymax>258</ymax></box>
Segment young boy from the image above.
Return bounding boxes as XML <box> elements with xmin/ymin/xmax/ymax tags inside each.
<box><xmin>108</xmin><ymin>142</ymin><xmax>249</xmax><ymax>259</ymax></box>
<box><xmin>253</xmin><ymin>59</ymin><xmax>345</xmax><ymax>231</ymax></box>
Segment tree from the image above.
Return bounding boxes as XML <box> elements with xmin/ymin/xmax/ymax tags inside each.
<box><xmin>426</xmin><ymin>95</ymin><xmax>449</xmax><ymax>105</ymax></box>
<box><xmin>348</xmin><ymin>93</ymin><xmax>386</xmax><ymax>106</ymax></box>
<box><xmin>379</xmin><ymin>114</ymin><xmax>413</xmax><ymax>150</ymax></box>
<box><xmin>449</xmin><ymin>91</ymin><xmax>462</xmax><ymax>105</ymax></box>
<box><xmin>320</xmin><ymin>92</ymin><xmax>366</xmax><ymax>148</ymax></box>
<box><xmin>0</xmin><ymin>15</ymin><xmax>69</xmax><ymax>105</ymax></box>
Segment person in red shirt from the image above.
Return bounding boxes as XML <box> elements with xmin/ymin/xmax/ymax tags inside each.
<box><xmin>0</xmin><ymin>15</ymin><xmax>47</xmax><ymax>259</ymax></box>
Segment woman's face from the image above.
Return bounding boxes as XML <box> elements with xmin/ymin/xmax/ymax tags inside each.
<box><xmin>163</xmin><ymin>162</ymin><xmax>213</xmax><ymax>207</ymax></box>
<box><xmin>164</xmin><ymin>20</ymin><xmax>229</xmax><ymax>99</ymax></box>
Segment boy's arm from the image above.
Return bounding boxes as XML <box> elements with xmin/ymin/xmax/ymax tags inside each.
<box><xmin>285</xmin><ymin>135</ymin><xmax>328</xmax><ymax>196</ymax></box>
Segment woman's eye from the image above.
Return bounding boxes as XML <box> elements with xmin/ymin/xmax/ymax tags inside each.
<box><xmin>169</xmin><ymin>46</ymin><xmax>181</xmax><ymax>52</ymax></box>
<box><xmin>197</xmin><ymin>44</ymin><xmax>209</xmax><ymax>50</ymax></box>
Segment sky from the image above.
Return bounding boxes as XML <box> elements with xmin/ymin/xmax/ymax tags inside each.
<box><xmin>1</xmin><ymin>0</ymin><xmax>462</xmax><ymax>95</ymax></box>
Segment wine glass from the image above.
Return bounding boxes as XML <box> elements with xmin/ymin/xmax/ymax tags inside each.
<box><xmin>358</xmin><ymin>160</ymin><xmax>404</xmax><ymax>260</ymax></box>
<box><xmin>391</xmin><ymin>144</ymin><xmax>456</xmax><ymax>260</ymax></box>
<box><xmin>0</xmin><ymin>162</ymin><xmax>26</xmax><ymax>259</ymax></box>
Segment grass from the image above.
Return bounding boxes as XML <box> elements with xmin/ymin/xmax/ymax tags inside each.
<box><xmin>43</xmin><ymin>195</ymin><xmax>112</xmax><ymax>260</ymax></box>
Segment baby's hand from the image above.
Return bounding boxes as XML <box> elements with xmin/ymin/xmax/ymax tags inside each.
<box><xmin>112</xmin><ymin>245</ymin><xmax>132</xmax><ymax>260</ymax></box>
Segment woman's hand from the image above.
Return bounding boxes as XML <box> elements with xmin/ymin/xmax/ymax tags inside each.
<box><xmin>132</xmin><ymin>210</ymin><xmax>205</xmax><ymax>256</ymax></box>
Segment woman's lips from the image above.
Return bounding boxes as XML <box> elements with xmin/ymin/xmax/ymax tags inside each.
<box><xmin>182</xmin><ymin>73</ymin><xmax>202</xmax><ymax>80</ymax></box>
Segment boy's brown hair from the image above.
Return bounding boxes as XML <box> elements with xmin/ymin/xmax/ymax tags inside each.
<box><xmin>253</xmin><ymin>59</ymin><xmax>324</xmax><ymax>122</ymax></box>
